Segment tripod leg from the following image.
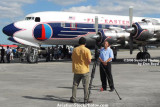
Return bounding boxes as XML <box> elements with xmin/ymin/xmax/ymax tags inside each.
<box><xmin>114</xmin><ymin>88</ymin><xmax>122</xmax><ymax>100</ymax></box>
<box><xmin>87</xmin><ymin>60</ymin><xmax>97</xmax><ymax>102</ymax></box>
<box><xmin>87</xmin><ymin>44</ymin><xmax>99</xmax><ymax>103</ymax></box>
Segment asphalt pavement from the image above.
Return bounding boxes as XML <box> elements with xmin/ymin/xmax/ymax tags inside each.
<box><xmin>0</xmin><ymin>49</ymin><xmax>160</xmax><ymax>107</ymax></box>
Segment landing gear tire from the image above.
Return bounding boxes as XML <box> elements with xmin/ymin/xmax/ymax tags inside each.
<box><xmin>136</xmin><ymin>52</ymin><xmax>150</xmax><ymax>59</ymax></box>
<box><xmin>27</xmin><ymin>53</ymin><xmax>38</xmax><ymax>63</ymax></box>
<box><xmin>142</xmin><ymin>52</ymin><xmax>150</xmax><ymax>59</ymax></box>
<box><xmin>136</xmin><ymin>52</ymin><xmax>143</xmax><ymax>59</ymax></box>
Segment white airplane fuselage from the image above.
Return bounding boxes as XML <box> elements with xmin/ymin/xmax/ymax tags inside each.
<box><xmin>3</xmin><ymin>11</ymin><xmax>160</xmax><ymax>47</ymax></box>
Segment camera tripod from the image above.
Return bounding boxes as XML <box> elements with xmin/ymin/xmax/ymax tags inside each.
<box><xmin>88</xmin><ymin>45</ymin><xmax>122</xmax><ymax>102</ymax></box>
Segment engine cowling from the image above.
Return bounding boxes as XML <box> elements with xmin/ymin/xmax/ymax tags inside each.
<box><xmin>131</xmin><ymin>19</ymin><xmax>160</xmax><ymax>41</ymax></box>
<box><xmin>97</xmin><ymin>29</ymin><xmax>130</xmax><ymax>46</ymax></box>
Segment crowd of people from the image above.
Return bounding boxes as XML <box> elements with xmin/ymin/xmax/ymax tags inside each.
<box><xmin>43</xmin><ymin>45</ymin><xmax>73</xmax><ymax>62</ymax></box>
<box><xmin>0</xmin><ymin>46</ymin><xmax>17</xmax><ymax>63</ymax></box>
<box><xmin>0</xmin><ymin>45</ymin><xmax>74</xmax><ymax>63</ymax></box>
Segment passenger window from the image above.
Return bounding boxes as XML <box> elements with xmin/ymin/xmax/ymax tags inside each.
<box><xmin>102</xmin><ymin>24</ymin><xmax>106</xmax><ymax>29</ymax></box>
<box><xmin>35</xmin><ymin>17</ymin><xmax>40</xmax><ymax>22</ymax></box>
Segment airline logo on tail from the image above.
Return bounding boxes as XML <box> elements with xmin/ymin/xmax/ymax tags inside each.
<box><xmin>33</xmin><ymin>24</ymin><xmax>52</xmax><ymax>41</ymax></box>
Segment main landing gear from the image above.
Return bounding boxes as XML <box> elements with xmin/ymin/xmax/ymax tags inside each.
<box><xmin>136</xmin><ymin>46</ymin><xmax>150</xmax><ymax>59</ymax></box>
<box><xmin>27</xmin><ymin>47</ymin><xmax>38</xmax><ymax>63</ymax></box>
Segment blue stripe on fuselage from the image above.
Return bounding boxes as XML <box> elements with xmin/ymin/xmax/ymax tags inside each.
<box><xmin>47</xmin><ymin>23</ymin><xmax>128</xmax><ymax>38</ymax></box>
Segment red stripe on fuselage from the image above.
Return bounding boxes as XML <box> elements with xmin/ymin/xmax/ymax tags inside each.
<box><xmin>37</xmin><ymin>24</ymin><xmax>47</xmax><ymax>40</ymax></box>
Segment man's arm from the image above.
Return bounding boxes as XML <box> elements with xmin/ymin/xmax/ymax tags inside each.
<box><xmin>104</xmin><ymin>58</ymin><xmax>112</xmax><ymax>63</ymax></box>
<box><xmin>88</xmin><ymin>59</ymin><xmax>91</xmax><ymax>64</ymax></box>
<box><xmin>87</xmin><ymin>50</ymin><xmax>92</xmax><ymax>64</ymax></box>
<box><xmin>99</xmin><ymin>57</ymin><xmax>104</xmax><ymax>63</ymax></box>
<box><xmin>99</xmin><ymin>57</ymin><xmax>108</xmax><ymax>65</ymax></box>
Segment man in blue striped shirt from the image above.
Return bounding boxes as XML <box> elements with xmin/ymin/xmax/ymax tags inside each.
<box><xmin>99</xmin><ymin>40</ymin><xmax>114</xmax><ymax>92</ymax></box>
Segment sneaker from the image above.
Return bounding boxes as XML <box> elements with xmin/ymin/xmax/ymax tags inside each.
<box><xmin>100</xmin><ymin>88</ymin><xmax>106</xmax><ymax>92</ymax></box>
<box><xmin>100</xmin><ymin>88</ymin><xmax>103</xmax><ymax>92</ymax></box>
<box><xmin>109</xmin><ymin>88</ymin><xmax>114</xmax><ymax>92</ymax></box>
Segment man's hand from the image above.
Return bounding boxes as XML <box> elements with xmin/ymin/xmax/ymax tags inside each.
<box><xmin>99</xmin><ymin>57</ymin><xmax>107</xmax><ymax>65</ymax></box>
<box><xmin>88</xmin><ymin>59</ymin><xmax>91</xmax><ymax>64</ymax></box>
<box><xmin>104</xmin><ymin>58</ymin><xmax>112</xmax><ymax>65</ymax></box>
<box><xmin>102</xmin><ymin>61</ymin><xmax>107</xmax><ymax>66</ymax></box>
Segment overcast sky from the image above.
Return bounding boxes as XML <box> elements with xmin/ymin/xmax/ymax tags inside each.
<box><xmin>0</xmin><ymin>0</ymin><xmax>160</xmax><ymax>44</ymax></box>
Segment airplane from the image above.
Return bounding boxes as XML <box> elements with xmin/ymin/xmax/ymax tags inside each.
<box><xmin>2</xmin><ymin>7</ymin><xmax>160</xmax><ymax>63</ymax></box>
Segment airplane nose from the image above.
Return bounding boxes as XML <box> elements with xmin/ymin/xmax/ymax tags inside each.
<box><xmin>2</xmin><ymin>23</ymin><xmax>21</xmax><ymax>36</ymax></box>
<box><xmin>8</xmin><ymin>37</ymin><xmax>18</xmax><ymax>43</ymax></box>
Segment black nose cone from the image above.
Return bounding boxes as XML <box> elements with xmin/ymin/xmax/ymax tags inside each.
<box><xmin>2</xmin><ymin>23</ymin><xmax>21</xmax><ymax>36</ymax></box>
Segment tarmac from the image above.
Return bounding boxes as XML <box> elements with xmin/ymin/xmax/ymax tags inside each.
<box><xmin>0</xmin><ymin>49</ymin><xmax>160</xmax><ymax>107</ymax></box>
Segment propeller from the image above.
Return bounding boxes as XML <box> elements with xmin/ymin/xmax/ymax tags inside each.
<box><xmin>129</xmin><ymin>6</ymin><xmax>134</xmax><ymax>54</ymax></box>
<box><xmin>129</xmin><ymin>6</ymin><xmax>133</xmax><ymax>27</ymax></box>
<box><xmin>94</xmin><ymin>16</ymin><xmax>100</xmax><ymax>56</ymax></box>
<box><xmin>92</xmin><ymin>16</ymin><xmax>99</xmax><ymax>39</ymax></box>
<box><xmin>95</xmin><ymin>16</ymin><xmax>98</xmax><ymax>34</ymax></box>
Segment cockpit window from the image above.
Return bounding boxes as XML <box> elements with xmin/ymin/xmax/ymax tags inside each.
<box><xmin>35</xmin><ymin>17</ymin><xmax>40</xmax><ymax>22</ymax></box>
<box><xmin>25</xmin><ymin>17</ymin><xmax>34</xmax><ymax>20</ymax></box>
<box><xmin>25</xmin><ymin>17</ymin><xmax>41</xmax><ymax>22</ymax></box>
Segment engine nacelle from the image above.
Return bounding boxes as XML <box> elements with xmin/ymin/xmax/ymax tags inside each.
<box><xmin>131</xmin><ymin>20</ymin><xmax>160</xmax><ymax>41</ymax></box>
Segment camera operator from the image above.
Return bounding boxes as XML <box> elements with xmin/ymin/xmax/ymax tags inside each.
<box><xmin>70</xmin><ymin>37</ymin><xmax>92</xmax><ymax>103</ymax></box>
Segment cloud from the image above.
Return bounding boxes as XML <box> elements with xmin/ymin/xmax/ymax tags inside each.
<box><xmin>48</xmin><ymin>0</ymin><xmax>86</xmax><ymax>6</ymax></box>
<box><xmin>63</xmin><ymin>0</ymin><xmax>160</xmax><ymax>17</ymax></box>
<box><xmin>0</xmin><ymin>0</ymin><xmax>35</xmax><ymax>20</ymax></box>
<box><xmin>0</xmin><ymin>0</ymin><xmax>36</xmax><ymax>44</ymax></box>
<box><xmin>63</xmin><ymin>6</ymin><xmax>98</xmax><ymax>13</ymax></box>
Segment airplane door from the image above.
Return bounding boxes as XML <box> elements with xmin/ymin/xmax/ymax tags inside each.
<box><xmin>70</xmin><ymin>23</ymin><xmax>77</xmax><ymax>30</ymax></box>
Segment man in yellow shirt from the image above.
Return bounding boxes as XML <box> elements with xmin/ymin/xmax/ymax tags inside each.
<box><xmin>70</xmin><ymin>37</ymin><xmax>92</xmax><ymax>103</ymax></box>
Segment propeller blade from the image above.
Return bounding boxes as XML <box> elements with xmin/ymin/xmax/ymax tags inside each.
<box><xmin>95</xmin><ymin>16</ymin><xmax>98</xmax><ymax>34</ymax></box>
<box><xmin>129</xmin><ymin>35</ymin><xmax>133</xmax><ymax>54</ymax></box>
<box><xmin>129</xmin><ymin>6</ymin><xmax>133</xmax><ymax>27</ymax></box>
<box><xmin>129</xmin><ymin>6</ymin><xmax>134</xmax><ymax>54</ymax></box>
